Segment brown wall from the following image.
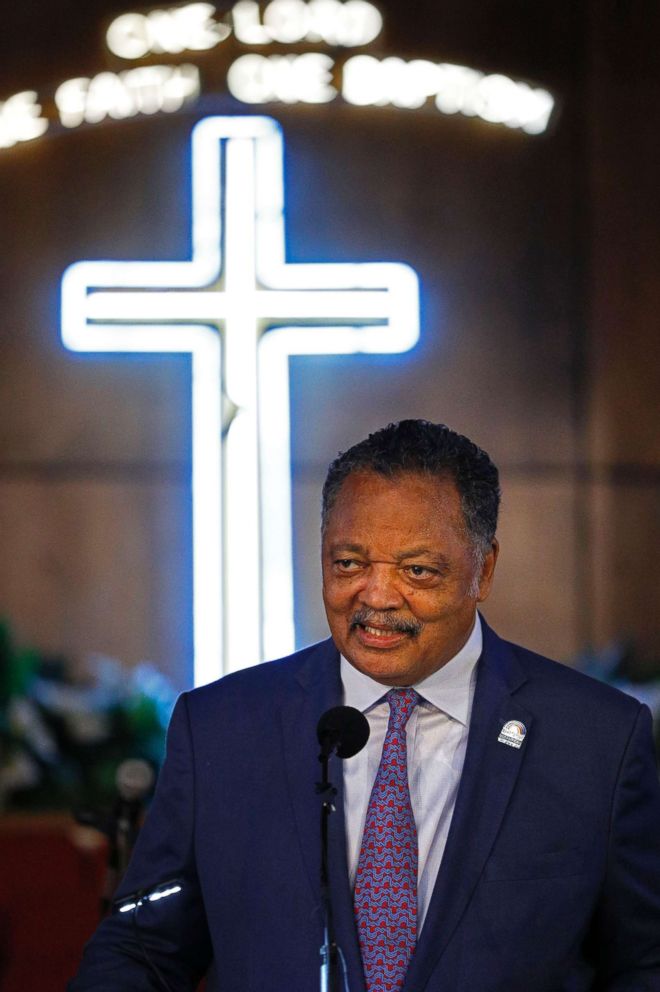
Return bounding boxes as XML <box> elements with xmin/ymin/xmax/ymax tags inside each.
<box><xmin>0</xmin><ymin>1</ymin><xmax>657</xmax><ymax>687</ymax></box>
<box><xmin>585</xmin><ymin>1</ymin><xmax>660</xmax><ymax>665</ymax></box>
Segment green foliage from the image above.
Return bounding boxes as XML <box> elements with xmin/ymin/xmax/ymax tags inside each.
<box><xmin>0</xmin><ymin>619</ymin><xmax>176</xmax><ymax>812</ymax></box>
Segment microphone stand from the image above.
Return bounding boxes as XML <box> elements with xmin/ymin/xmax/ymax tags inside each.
<box><xmin>315</xmin><ymin>705</ymin><xmax>368</xmax><ymax>992</ymax></box>
<box><xmin>317</xmin><ymin>746</ymin><xmax>339</xmax><ymax>992</ymax></box>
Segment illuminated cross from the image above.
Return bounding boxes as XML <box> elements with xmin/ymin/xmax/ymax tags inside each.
<box><xmin>61</xmin><ymin>115</ymin><xmax>420</xmax><ymax>685</ymax></box>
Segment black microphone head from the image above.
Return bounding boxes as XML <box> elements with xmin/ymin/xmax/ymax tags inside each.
<box><xmin>317</xmin><ymin>706</ymin><xmax>370</xmax><ymax>759</ymax></box>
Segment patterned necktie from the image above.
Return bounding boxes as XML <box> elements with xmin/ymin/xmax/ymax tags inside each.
<box><xmin>354</xmin><ymin>688</ymin><xmax>420</xmax><ymax>992</ymax></box>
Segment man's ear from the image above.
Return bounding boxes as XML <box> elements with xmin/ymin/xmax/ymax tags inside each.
<box><xmin>477</xmin><ymin>538</ymin><xmax>499</xmax><ymax>602</ymax></box>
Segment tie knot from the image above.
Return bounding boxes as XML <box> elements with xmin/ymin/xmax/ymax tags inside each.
<box><xmin>386</xmin><ymin>688</ymin><xmax>420</xmax><ymax>729</ymax></box>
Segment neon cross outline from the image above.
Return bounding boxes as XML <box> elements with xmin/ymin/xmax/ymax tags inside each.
<box><xmin>61</xmin><ymin>115</ymin><xmax>420</xmax><ymax>686</ymax></box>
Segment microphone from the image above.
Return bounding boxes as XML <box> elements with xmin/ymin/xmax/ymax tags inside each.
<box><xmin>116</xmin><ymin>758</ymin><xmax>155</xmax><ymax>805</ymax></box>
<box><xmin>74</xmin><ymin>760</ymin><xmax>155</xmax><ymax>838</ymax></box>
<box><xmin>316</xmin><ymin>707</ymin><xmax>368</xmax><ymax>992</ymax></box>
<box><xmin>85</xmin><ymin>759</ymin><xmax>155</xmax><ymax>917</ymax></box>
<box><xmin>113</xmin><ymin>759</ymin><xmax>156</xmax><ymax>879</ymax></box>
<box><xmin>317</xmin><ymin>706</ymin><xmax>370</xmax><ymax>760</ymax></box>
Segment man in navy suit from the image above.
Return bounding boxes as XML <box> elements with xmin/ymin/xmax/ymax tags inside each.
<box><xmin>71</xmin><ymin>420</ymin><xmax>660</xmax><ymax>991</ymax></box>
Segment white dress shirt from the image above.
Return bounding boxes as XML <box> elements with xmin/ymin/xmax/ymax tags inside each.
<box><xmin>341</xmin><ymin>614</ymin><xmax>482</xmax><ymax>934</ymax></box>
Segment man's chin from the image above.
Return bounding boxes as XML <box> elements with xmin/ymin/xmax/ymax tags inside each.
<box><xmin>344</xmin><ymin>633</ymin><xmax>419</xmax><ymax>686</ymax></box>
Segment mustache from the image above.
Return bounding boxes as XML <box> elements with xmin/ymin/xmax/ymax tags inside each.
<box><xmin>350</xmin><ymin>608</ymin><xmax>423</xmax><ymax>637</ymax></box>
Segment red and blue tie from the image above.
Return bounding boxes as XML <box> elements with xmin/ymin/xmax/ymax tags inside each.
<box><xmin>354</xmin><ymin>688</ymin><xmax>420</xmax><ymax>992</ymax></box>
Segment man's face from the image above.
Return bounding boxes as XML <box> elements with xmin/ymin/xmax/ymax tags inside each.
<box><xmin>322</xmin><ymin>471</ymin><xmax>498</xmax><ymax>686</ymax></box>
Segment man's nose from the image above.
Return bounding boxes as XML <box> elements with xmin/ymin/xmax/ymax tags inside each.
<box><xmin>359</xmin><ymin>564</ymin><xmax>405</xmax><ymax>610</ymax></box>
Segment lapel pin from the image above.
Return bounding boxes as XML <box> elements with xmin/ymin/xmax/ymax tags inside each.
<box><xmin>497</xmin><ymin>720</ymin><xmax>527</xmax><ymax>749</ymax></box>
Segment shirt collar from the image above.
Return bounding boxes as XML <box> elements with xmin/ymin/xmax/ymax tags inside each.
<box><xmin>341</xmin><ymin>613</ymin><xmax>482</xmax><ymax>726</ymax></box>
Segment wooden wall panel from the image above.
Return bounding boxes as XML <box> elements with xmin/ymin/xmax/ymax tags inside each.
<box><xmin>584</xmin><ymin>0</ymin><xmax>660</xmax><ymax>665</ymax></box>
<box><xmin>0</xmin><ymin>476</ymin><xmax>191</xmax><ymax>682</ymax></box>
<box><xmin>590</xmin><ymin>482</ymin><xmax>660</xmax><ymax>663</ymax></box>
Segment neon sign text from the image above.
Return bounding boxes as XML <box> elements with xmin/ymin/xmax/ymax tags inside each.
<box><xmin>55</xmin><ymin>65</ymin><xmax>200</xmax><ymax>128</ymax></box>
<box><xmin>342</xmin><ymin>56</ymin><xmax>554</xmax><ymax>133</ymax></box>
<box><xmin>0</xmin><ymin>1</ymin><xmax>555</xmax><ymax>152</ymax></box>
<box><xmin>105</xmin><ymin>0</ymin><xmax>383</xmax><ymax>58</ymax></box>
<box><xmin>227</xmin><ymin>53</ymin><xmax>554</xmax><ymax>132</ymax></box>
<box><xmin>0</xmin><ymin>91</ymin><xmax>48</xmax><ymax>149</ymax></box>
<box><xmin>106</xmin><ymin>3</ymin><xmax>232</xmax><ymax>58</ymax></box>
<box><xmin>227</xmin><ymin>52</ymin><xmax>335</xmax><ymax>103</ymax></box>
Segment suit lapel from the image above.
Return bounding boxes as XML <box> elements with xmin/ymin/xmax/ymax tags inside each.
<box><xmin>402</xmin><ymin>621</ymin><xmax>533</xmax><ymax>992</ymax></box>
<box><xmin>279</xmin><ymin>639</ymin><xmax>366</xmax><ymax>992</ymax></box>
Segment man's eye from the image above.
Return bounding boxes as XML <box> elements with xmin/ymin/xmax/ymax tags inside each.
<box><xmin>336</xmin><ymin>559</ymin><xmax>359</xmax><ymax>570</ymax></box>
<box><xmin>406</xmin><ymin>565</ymin><xmax>434</xmax><ymax>578</ymax></box>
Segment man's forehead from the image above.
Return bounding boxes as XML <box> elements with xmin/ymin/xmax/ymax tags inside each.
<box><xmin>322</xmin><ymin>470</ymin><xmax>467</xmax><ymax>551</ymax></box>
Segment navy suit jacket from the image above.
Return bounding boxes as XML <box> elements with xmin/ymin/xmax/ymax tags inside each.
<box><xmin>71</xmin><ymin>621</ymin><xmax>660</xmax><ymax>991</ymax></box>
